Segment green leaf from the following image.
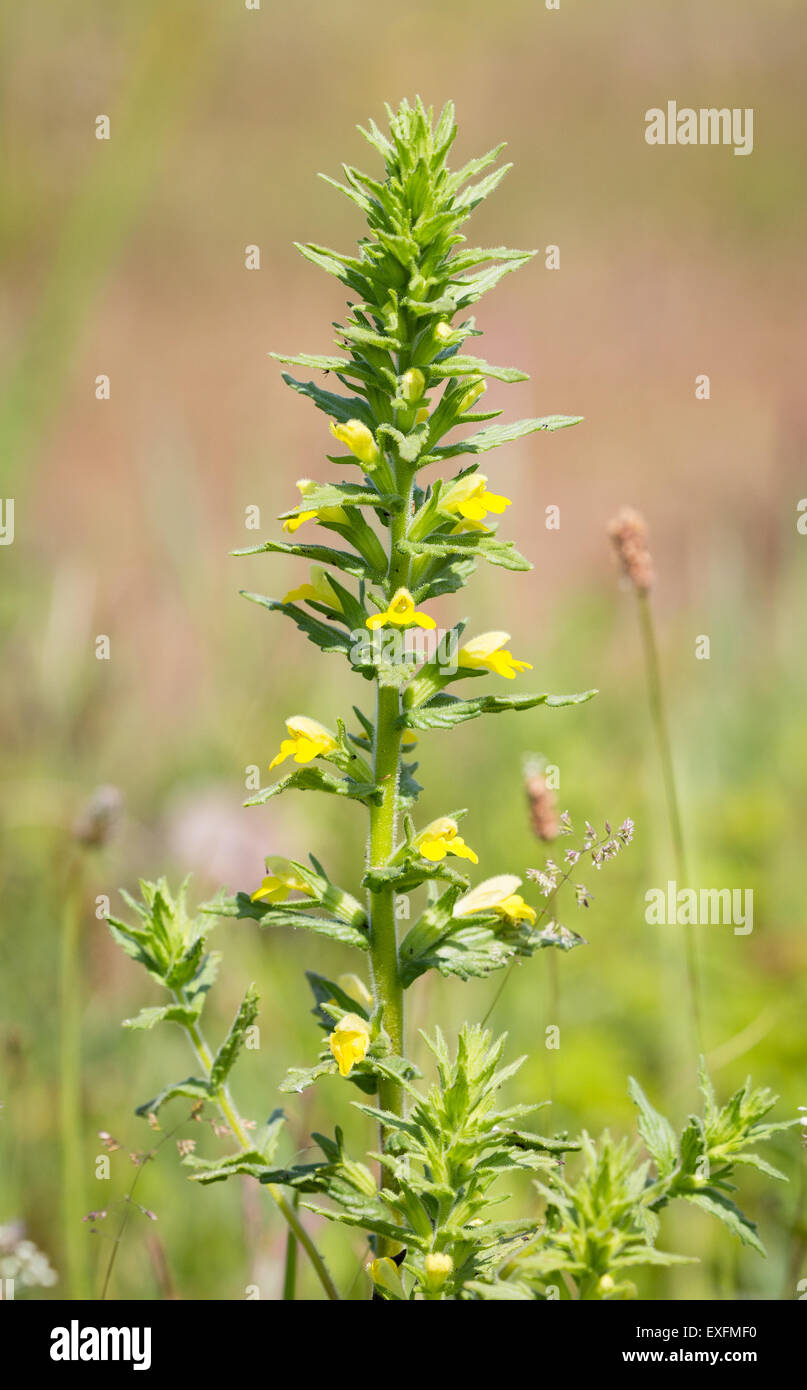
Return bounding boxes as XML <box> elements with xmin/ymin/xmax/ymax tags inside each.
<box><xmin>302</xmin><ymin>1201</ymin><xmax>414</xmax><ymax>1247</ymax></box>
<box><xmin>684</xmin><ymin>1190</ymin><xmax>766</xmax><ymax>1255</ymax></box>
<box><xmin>185</xmin><ymin>1116</ymin><xmax>285</xmax><ymax>1185</ymax></box>
<box><xmin>164</xmin><ymin>934</ymin><xmax>208</xmax><ymax>991</ymax></box>
<box><xmin>362</xmin><ymin>858</ymin><xmax>471</xmax><ymax>896</ymax></box>
<box><xmin>135</xmin><ymin>1077</ymin><xmax>211</xmax><ymax>1117</ymax></box>
<box><xmin>398</xmin><ymin>533</ymin><xmax>531</xmax><ymax>573</ymax></box>
<box><xmin>122</xmin><ymin>1003</ymin><xmax>201</xmax><ymax>1031</ymax></box>
<box><xmin>239</xmin><ymin>592</ymin><xmax>356</xmax><ymax>659</ymax></box>
<box><xmin>400</xmin><ymin>689</ymin><xmax>598</xmax><ymax>731</ymax></box>
<box><xmin>435</xmin><ymin>415</ymin><xmax>583</xmax><ymax>460</ymax></box>
<box><xmin>280</xmin><ymin>373</ymin><xmax>374</xmax><ymax>426</ymax></box>
<box><xmin>279</xmin><ymin>482</ymin><xmax>403</xmax><ymax>518</ymax></box>
<box><xmin>270</xmin><ymin>351</ymin><xmax>352</xmax><ymax>372</ymax></box>
<box><xmin>245</xmin><ymin>764</ymin><xmax>381</xmax><ymax>809</ymax></box>
<box><xmin>730</xmin><ymin>1152</ymin><xmax>788</xmax><ymax>1182</ymax></box>
<box><xmin>185</xmin><ymin>1150</ymin><xmax>275</xmax><ymax>1185</ymax></box>
<box><xmin>427</xmin><ymin>355</ymin><xmax>528</xmax><ymax>384</ymax></box>
<box><xmin>447</xmin><ymin>245</ymin><xmax>533</xmax><ymax>274</ymax></box>
<box><xmin>305</xmin><ymin>972</ymin><xmax>371</xmax><ymax>1029</ymax></box>
<box><xmin>209</xmin><ymin>985</ymin><xmax>260</xmax><ymax>1092</ymax></box>
<box><xmin>615</xmin><ymin>1247</ymin><xmax>697</xmax><ymax>1269</ymax></box>
<box><xmin>106</xmin><ymin>916</ymin><xmax>162</xmax><ymax>982</ymax></box>
<box><xmin>203</xmin><ymin>892</ymin><xmax>369</xmax><ymax>951</ymax></box>
<box><xmin>452</xmin><ymin>254</ymin><xmax>532</xmax><ymax>306</ymax></box>
<box><xmin>628</xmin><ymin>1078</ymin><xmax>678</xmax><ymax>1178</ymax></box>
<box><xmin>280</xmin><ymin>1060</ymin><xmax>340</xmax><ymax>1094</ymax></box>
<box><xmin>232</xmin><ymin>541</ymin><xmax>372</xmax><ymax>581</ymax></box>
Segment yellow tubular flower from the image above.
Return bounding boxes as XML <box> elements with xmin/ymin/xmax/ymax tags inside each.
<box><xmin>282</xmin><ymin>510</ymin><xmax>317</xmax><ymax>534</ymax></box>
<box><xmin>414</xmin><ymin>817</ymin><xmax>478</xmax><ymax>864</ymax></box>
<box><xmin>366</xmin><ymin>587</ymin><xmax>436</xmax><ymax>631</ymax></box>
<box><xmin>368</xmin><ymin>1257</ymin><xmax>405</xmax><ymax>1298</ymax></box>
<box><xmin>453</xmin><ymin>874</ymin><xmax>537</xmax><ymax>925</ymax></box>
<box><xmin>281</xmin><ymin>480</ymin><xmax>348</xmax><ymax>532</ymax></box>
<box><xmin>440</xmin><ymin>474</ymin><xmax>511</xmax><ymax>526</ymax></box>
<box><xmin>250</xmin><ymin>858</ymin><xmax>316</xmax><ymax>904</ymax></box>
<box><xmin>457</xmin><ymin>631</ymin><xmax>533</xmax><ymax>680</ymax></box>
<box><xmin>329</xmin><ymin>418</ymin><xmax>380</xmax><ymax>467</ymax></box>
<box><xmin>269</xmin><ymin>715</ymin><xmax>337</xmax><ymax>770</ymax></box>
<box><xmin>282</xmin><ymin>565</ymin><xmax>342</xmax><ymax>610</ymax></box>
<box><xmin>329</xmin><ymin>1013</ymin><xmax>371</xmax><ymax>1077</ymax></box>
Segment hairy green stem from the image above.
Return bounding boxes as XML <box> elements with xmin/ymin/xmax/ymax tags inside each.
<box><xmin>366</xmin><ymin>469</ymin><xmax>413</xmax><ymax>1244</ymax></box>
<box><xmin>60</xmin><ymin>852</ymin><xmax>89</xmax><ymax>1299</ymax></box>
<box><xmin>282</xmin><ymin>1192</ymin><xmax>300</xmax><ymax>1301</ymax></box>
<box><xmin>636</xmin><ymin>589</ymin><xmax>704</xmax><ymax>1056</ymax></box>
<box><xmin>368</xmin><ymin>682</ymin><xmax>405</xmax><ymax>1105</ymax></box>
<box><xmin>177</xmin><ymin>998</ymin><xmax>340</xmax><ymax>1300</ymax></box>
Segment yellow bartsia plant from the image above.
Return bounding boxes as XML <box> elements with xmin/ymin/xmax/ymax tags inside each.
<box><xmin>106</xmin><ymin>100</ymin><xmax>793</xmax><ymax>1304</ymax></box>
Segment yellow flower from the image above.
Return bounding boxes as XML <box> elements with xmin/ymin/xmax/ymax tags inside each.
<box><xmin>434</xmin><ymin>321</ymin><xmax>453</xmax><ymax>343</ymax></box>
<box><xmin>368</xmin><ymin>1256</ymin><xmax>405</xmax><ymax>1298</ymax></box>
<box><xmin>400</xmin><ymin>368</ymin><xmax>426</xmax><ymax>403</ymax></box>
<box><xmin>329</xmin><ymin>1013</ymin><xmax>371</xmax><ymax>1077</ymax></box>
<box><xmin>336</xmin><ymin>973</ymin><xmax>373</xmax><ymax>1011</ymax></box>
<box><xmin>457</xmin><ymin>631</ymin><xmax>532</xmax><ymax>680</ymax></box>
<box><xmin>251</xmin><ymin>858</ymin><xmax>316</xmax><ymax>904</ymax></box>
<box><xmin>282</xmin><ymin>565</ymin><xmax>342</xmax><ymax>611</ymax></box>
<box><xmin>281</xmin><ymin>480</ymin><xmax>348</xmax><ymax>533</ymax></box>
<box><xmin>424</xmin><ymin>1252</ymin><xmax>453</xmax><ymax>1290</ymax></box>
<box><xmin>415</xmin><ymin>406</ymin><xmax>430</xmax><ymax>425</ymax></box>
<box><xmin>269</xmin><ymin>715</ymin><xmax>337</xmax><ymax>770</ymax></box>
<box><xmin>440</xmin><ymin>474</ymin><xmax>511</xmax><ymax>525</ymax></box>
<box><xmin>457</xmin><ymin>380</ymin><xmax>486</xmax><ymax>414</ymax></box>
<box><xmin>453</xmin><ymin>874</ymin><xmax>537</xmax><ymax>926</ymax></box>
<box><xmin>282</xmin><ymin>510</ymin><xmax>317</xmax><ymax>534</ymax></box>
<box><xmin>414</xmin><ymin>817</ymin><xmax>478</xmax><ymax>864</ymax></box>
<box><xmin>366</xmin><ymin>587</ymin><xmax>436</xmax><ymax>631</ymax></box>
<box><xmin>329</xmin><ymin>418</ymin><xmax>380</xmax><ymax>467</ymax></box>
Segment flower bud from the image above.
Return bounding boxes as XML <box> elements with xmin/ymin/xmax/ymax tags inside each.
<box><xmin>337</xmin><ymin>973</ymin><xmax>373</xmax><ymax>1011</ymax></box>
<box><xmin>424</xmin><ymin>1252</ymin><xmax>453</xmax><ymax>1291</ymax></box>
<box><xmin>457</xmin><ymin>380</ymin><xmax>486</xmax><ymax>414</ymax></box>
<box><xmin>400</xmin><ymin>368</ymin><xmax>426</xmax><ymax>403</ymax></box>
<box><xmin>434</xmin><ymin>321</ymin><xmax>453</xmax><ymax>344</ymax></box>
<box><xmin>329</xmin><ymin>419</ymin><xmax>380</xmax><ymax>467</ymax></box>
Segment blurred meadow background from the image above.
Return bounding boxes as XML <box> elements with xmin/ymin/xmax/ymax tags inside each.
<box><xmin>1</xmin><ymin>0</ymin><xmax>805</xmax><ymax>1300</ymax></box>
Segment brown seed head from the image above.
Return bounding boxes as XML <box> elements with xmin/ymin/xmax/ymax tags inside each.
<box><xmin>525</xmin><ymin>768</ymin><xmax>559</xmax><ymax>842</ymax></box>
<box><xmin>608</xmin><ymin>507</ymin><xmax>654</xmax><ymax>593</ymax></box>
<box><xmin>73</xmin><ymin>785</ymin><xmax>122</xmax><ymax>849</ymax></box>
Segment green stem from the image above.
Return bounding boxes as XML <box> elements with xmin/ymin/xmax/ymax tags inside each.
<box><xmin>282</xmin><ymin>1192</ymin><xmax>300</xmax><ymax>1301</ymax></box>
<box><xmin>368</xmin><ymin>683</ymin><xmax>405</xmax><ymax>1083</ymax></box>
<box><xmin>636</xmin><ymin>589</ymin><xmax>704</xmax><ymax>1057</ymax></box>
<box><xmin>178</xmin><ymin>1001</ymin><xmax>340</xmax><ymax>1301</ymax></box>
<box><xmin>366</xmin><ymin>470</ymin><xmax>412</xmax><ymax>1243</ymax></box>
<box><xmin>60</xmin><ymin>852</ymin><xmax>89</xmax><ymax>1299</ymax></box>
